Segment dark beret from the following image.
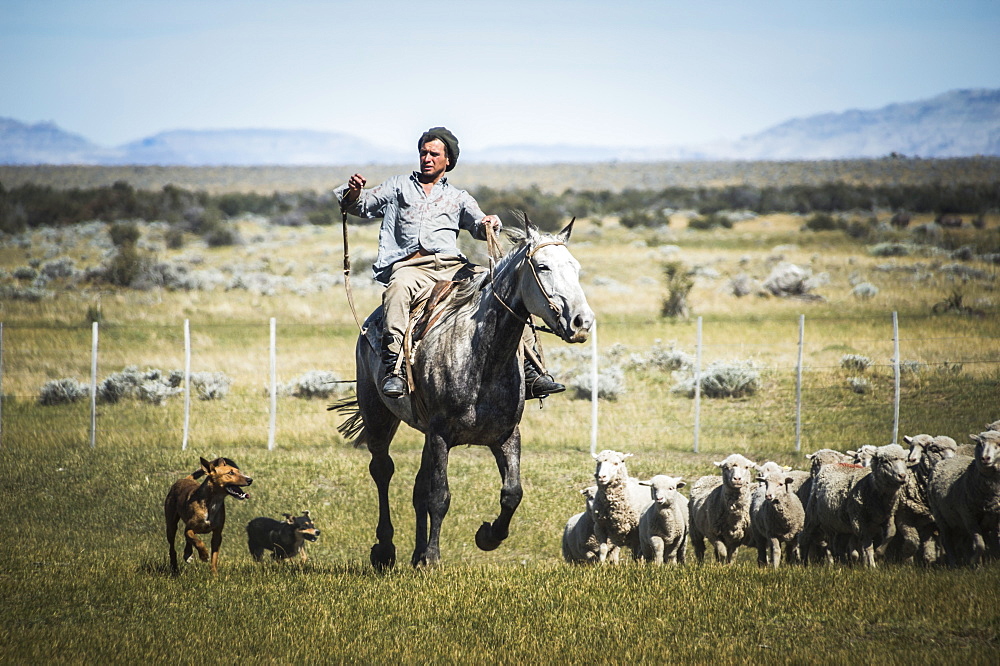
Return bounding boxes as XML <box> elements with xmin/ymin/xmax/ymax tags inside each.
<box><xmin>418</xmin><ymin>126</ymin><xmax>459</xmax><ymax>171</ymax></box>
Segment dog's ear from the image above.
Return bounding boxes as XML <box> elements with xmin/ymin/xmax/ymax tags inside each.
<box><xmin>222</xmin><ymin>457</ymin><xmax>238</xmax><ymax>468</ymax></box>
<box><xmin>199</xmin><ymin>457</ymin><xmax>213</xmax><ymax>473</ymax></box>
<box><xmin>283</xmin><ymin>513</ymin><xmax>293</xmax><ymax>523</ymax></box>
<box><xmin>302</xmin><ymin>510</ymin><xmax>310</xmax><ymax>518</ymax></box>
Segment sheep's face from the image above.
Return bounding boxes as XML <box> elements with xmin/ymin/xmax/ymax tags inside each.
<box><xmin>848</xmin><ymin>445</ymin><xmax>878</xmax><ymax>467</ymax></box>
<box><xmin>903</xmin><ymin>434</ymin><xmax>934</xmax><ymax>466</ymax></box>
<box><xmin>581</xmin><ymin>486</ymin><xmax>598</xmax><ymax>512</ymax></box>
<box><xmin>763</xmin><ymin>475</ymin><xmax>795</xmax><ymax>502</ymax></box>
<box><xmin>972</xmin><ymin>432</ymin><xmax>1000</xmax><ymax>474</ymax></box>
<box><xmin>873</xmin><ymin>445</ymin><xmax>908</xmax><ymax>486</ymax></box>
<box><xmin>648</xmin><ymin>475</ymin><xmax>684</xmax><ymax>506</ymax></box>
<box><xmin>715</xmin><ymin>454</ymin><xmax>756</xmax><ymax>490</ymax></box>
<box><xmin>928</xmin><ymin>436</ymin><xmax>958</xmax><ymax>465</ymax></box>
<box><xmin>806</xmin><ymin>449</ymin><xmax>850</xmax><ymax>474</ymax></box>
<box><xmin>593</xmin><ymin>450</ymin><xmax>631</xmax><ymax>487</ymax></box>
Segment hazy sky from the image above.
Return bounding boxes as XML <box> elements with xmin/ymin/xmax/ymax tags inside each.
<box><xmin>2</xmin><ymin>0</ymin><xmax>998</xmax><ymax>153</ymax></box>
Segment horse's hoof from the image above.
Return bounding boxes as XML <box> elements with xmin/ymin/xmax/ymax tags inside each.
<box><xmin>475</xmin><ymin>521</ymin><xmax>504</xmax><ymax>551</ymax></box>
<box><xmin>370</xmin><ymin>543</ymin><xmax>396</xmax><ymax>571</ymax></box>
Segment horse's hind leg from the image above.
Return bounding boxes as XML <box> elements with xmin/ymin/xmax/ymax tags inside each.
<box><xmin>358</xmin><ymin>376</ymin><xmax>400</xmax><ymax>570</ymax></box>
<box><xmin>476</xmin><ymin>427</ymin><xmax>523</xmax><ymax>552</ymax></box>
<box><xmin>412</xmin><ymin>431</ymin><xmax>450</xmax><ymax>567</ymax></box>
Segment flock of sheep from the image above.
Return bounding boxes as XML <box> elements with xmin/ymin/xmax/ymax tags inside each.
<box><xmin>563</xmin><ymin>420</ymin><xmax>1000</xmax><ymax>568</ymax></box>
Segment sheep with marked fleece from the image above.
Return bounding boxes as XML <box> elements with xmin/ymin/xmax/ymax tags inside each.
<box><xmin>798</xmin><ymin>449</ymin><xmax>854</xmax><ymax>563</ymax></box>
<box><xmin>689</xmin><ymin>453</ymin><xmax>757</xmax><ymax>564</ymax></box>
<box><xmin>591</xmin><ymin>450</ymin><xmax>652</xmax><ymax>563</ymax></box>
<box><xmin>845</xmin><ymin>444</ymin><xmax>909</xmax><ymax>567</ymax></box>
<box><xmin>638</xmin><ymin>475</ymin><xmax>689</xmax><ymax>565</ymax></box>
<box><xmin>927</xmin><ymin>430</ymin><xmax>1000</xmax><ymax>566</ymax></box>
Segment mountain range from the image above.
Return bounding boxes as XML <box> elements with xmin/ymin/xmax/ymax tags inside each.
<box><xmin>2</xmin><ymin>89</ymin><xmax>998</xmax><ymax>165</ymax></box>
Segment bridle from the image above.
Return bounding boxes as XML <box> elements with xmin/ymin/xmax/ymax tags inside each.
<box><xmin>485</xmin><ymin>224</ymin><xmax>566</xmax><ymax>335</ymax></box>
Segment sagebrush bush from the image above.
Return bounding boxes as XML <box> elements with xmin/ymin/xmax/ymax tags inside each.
<box><xmin>672</xmin><ymin>360</ymin><xmax>760</xmax><ymax>398</ymax></box>
<box><xmin>191</xmin><ymin>371</ymin><xmax>232</xmax><ymax>400</ymax></box>
<box><xmin>39</xmin><ymin>378</ymin><xmax>90</xmax><ymax>406</ymax></box>
<box><xmin>847</xmin><ymin>376</ymin><xmax>871</xmax><ymax>394</ymax></box>
<box><xmin>660</xmin><ymin>261</ymin><xmax>693</xmax><ymax>318</ymax></box>
<box><xmin>278</xmin><ymin>370</ymin><xmax>348</xmax><ymax>399</ymax></box>
<box><xmin>569</xmin><ymin>365</ymin><xmax>625</xmax><ymax>401</ymax></box>
<box><xmin>852</xmin><ymin>282</ymin><xmax>879</xmax><ymax>300</ymax></box>
<box><xmin>98</xmin><ymin>366</ymin><xmax>183</xmax><ymax>404</ymax></box>
<box><xmin>841</xmin><ymin>354</ymin><xmax>872</xmax><ymax>373</ymax></box>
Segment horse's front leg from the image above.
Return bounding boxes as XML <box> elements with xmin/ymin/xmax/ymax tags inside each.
<box><xmin>412</xmin><ymin>431</ymin><xmax>450</xmax><ymax>567</ymax></box>
<box><xmin>476</xmin><ymin>427</ymin><xmax>523</xmax><ymax>551</ymax></box>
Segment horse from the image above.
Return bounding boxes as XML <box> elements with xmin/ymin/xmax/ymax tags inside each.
<box><xmin>338</xmin><ymin>215</ymin><xmax>594</xmax><ymax>568</ymax></box>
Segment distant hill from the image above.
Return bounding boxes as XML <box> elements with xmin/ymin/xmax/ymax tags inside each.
<box><xmin>2</xmin><ymin>89</ymin><xmax>998</xmax><ymax>165</ymax></box>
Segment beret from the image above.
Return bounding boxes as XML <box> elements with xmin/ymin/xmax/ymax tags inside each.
<box><xmin>418</xmin><ymin>126</ymin><xmax>459</xmax><ymax>171</ymax></box>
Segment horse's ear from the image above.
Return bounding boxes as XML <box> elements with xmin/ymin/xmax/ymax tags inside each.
<box><xmin>522</xmin><ymin>212</ymin><xmax>540</xmax><ymax>241</ymax></box>
<box><xmin>557</xmin><ymin>217</ymin><xmax>576</xmax><ymax>242</ymax></box>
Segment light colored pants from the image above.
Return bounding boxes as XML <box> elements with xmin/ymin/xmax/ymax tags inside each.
<box><xmin>382</xmin><ymin>252</ymin><xmax>536</xmax><ymax>359</ymax></box>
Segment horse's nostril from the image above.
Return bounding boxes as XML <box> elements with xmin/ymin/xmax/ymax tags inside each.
<box><xmin>572</xmin><ymin>313</ymin><xmax>592</xmax><ymax>331</ymax></box>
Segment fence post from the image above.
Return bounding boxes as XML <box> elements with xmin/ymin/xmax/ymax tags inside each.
<box><xmin>0</xmin><ymin>322</ymin><xmax>4</xmax><ymax>450</ymax></box>
<box><xmin>90</xmin><ymin>321</ymin><xmax>98</xmax><ymax>449</ymax></box>
<box><xmin>795</xmin><ymin>314</ymin><xmax>805</xmax><ymax>453</ymax></box>
<box><xmin>182</xmin><ymin>319</ymin><xmax>191</xmax><ymax>451</ymax></box>
<box><xmin>694</xmin><ymin>316</ymin><xmax>702</xmax><ymax>453</ymax></box>
<box><xmin>590</xmin><ymin>318</ymin><xmax>598</xmax><ymax>457</ymax></box>
<box><xmin>268</xmin><ymin>317</ymin><xmax>277</xmax><ymax>451</ymax></box>
<box><xmin>892</xmin><ymin>311</ymin><xmax>900</xmax><ymax>445</ymax></box>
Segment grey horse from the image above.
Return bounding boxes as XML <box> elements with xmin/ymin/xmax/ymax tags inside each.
<box><xmin>339</xmin><ymin>216</ymin><xmax>594</xmax><ymax>568</ymax></box>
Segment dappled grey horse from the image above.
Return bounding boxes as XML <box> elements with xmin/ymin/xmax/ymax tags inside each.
<box><xmin>341</xmin><ymin>216</ymin><xmax>594</xmax><ymax>568</ymax></box>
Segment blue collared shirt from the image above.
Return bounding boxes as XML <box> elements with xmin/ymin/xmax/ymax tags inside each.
<box><xmin>335</xmin><ymin>172</ymin><xmax>498</xmax><ymax>284</ymax></box>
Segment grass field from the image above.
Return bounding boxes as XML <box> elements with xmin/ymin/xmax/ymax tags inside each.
<box><xmin>1</xmin><ymin>165</ymin><xmax>999</xmax><ymax>663</ymax></box>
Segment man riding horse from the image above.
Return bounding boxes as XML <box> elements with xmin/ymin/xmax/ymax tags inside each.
<box><xmin>334</xmin><ymin>126</ymin><xmax>563</xmax><ymax>400</ymax></box>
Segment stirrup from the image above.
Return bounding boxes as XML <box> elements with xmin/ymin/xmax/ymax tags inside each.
<box><xmin>381</xmin><ymin>373</ymin><xmax>406</xmax><ymax>399</ymax></box>
<box><xmin>525</xmin><ymin>373</ymin><xmax>565</xmax><ymax>400</ymax></box>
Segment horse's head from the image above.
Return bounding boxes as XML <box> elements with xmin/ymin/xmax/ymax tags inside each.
<box><xmin>518</xmin><ymin>216</ymin><xmax>594</xmax><ymax>343</ymax></box>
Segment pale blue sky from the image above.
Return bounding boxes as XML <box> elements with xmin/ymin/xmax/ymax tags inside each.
<box><xmin>2</xmin><ymin>0</ymin><xmax>998</xmax><ymax>152</ymax></box>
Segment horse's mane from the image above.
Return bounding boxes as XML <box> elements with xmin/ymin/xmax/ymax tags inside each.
<box><xmin>443</xmin><ymin>227</ymin><xmax>530</xmax><ymax>313</ymax></box>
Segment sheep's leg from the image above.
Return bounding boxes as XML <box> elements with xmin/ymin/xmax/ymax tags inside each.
<box><xmin>412</xmin><ymin>431</ymin><xmax>450</xmax><ymax>568</ymax></box>
<box><xmin>712</xmin><ymin>539</ymin><xmax>729</xmax><ymax>564</ymax></box>
<box><xmin>691</xmin><ymin>531</ymin><xmax>706</xmax><ymax>564</ymax></box>
<box><xmin>650</xmin><ymin>536</ymin><xmax>665</xmax><ymax>564</ymax></box>
<box><xmin>768</xmin><ymin>537</ymin><xmax>781</xmax><ymax>568</ymax></box>
<box><xmin>476</xmin><ymin>428</ymin><xmax>523</xmax><ymax>552</ymax></box>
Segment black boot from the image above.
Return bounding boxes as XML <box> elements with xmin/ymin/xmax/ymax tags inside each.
<box><xmin>524</xmin><ymin>359</ymin><xmax>564</xmax><ymax>399</ymax></box>
<box><xmin>380</xmin><ymin>336</ymin><xmax>406</xmax><ymax>398</ymax></box>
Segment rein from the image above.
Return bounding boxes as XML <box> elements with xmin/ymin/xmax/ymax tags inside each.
<box><xmin>341</xmin><ymin>207</ymin><xmax>364</xmax><ymax>331</ymax></box>
<box><xmin>484</xmin><ymin>224</ymin><xmax>565</xmax><ymax>330</ymax></box>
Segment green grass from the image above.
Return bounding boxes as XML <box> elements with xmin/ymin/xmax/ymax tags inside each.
<box><xmin>1</xmin><ymin>183</ymin><xmax>999</xmax><ymax>662</ymax></box>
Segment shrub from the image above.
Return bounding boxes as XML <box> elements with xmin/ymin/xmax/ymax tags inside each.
<box><xmin>109</xmin><ymin>221</ymin><xmax>141</xmax><ymax>247</ymax></box>
<box><xmin>841</xmin><ymin>354</ymin><xmax>872</xmax><ymax>373</ymax></box>
<box><xmin>569</xmin><ymin>365</ymin><xmax>625</xmax><ymax>401</ymax></box>
<box><xmin>629</xmin><ymin>340</ymin><xmax>694</xmax><ymax>372</ymax></box>
<box><xmin>804</xmin><ymin>212</ymin><xmax>838</xmax><ymax>231</ymax></box>
<box><xmin>104</xmin><ymin>243</ymin><xmax>152</xmax><ymax>287</ymax></box>
<box><xmin>852</xmin><ymin>282</ymin><xmax>879</xmax><ymax>300</ymax></box>
<box><xmin>660</xmin><ymin>261</ymin><xmax>694</xmax><ymax>318</ymax></box>
<box><xmin>39</xmin><ymin>378</ymin><xmax>90</xmax><ymax>406</ymax></box>
<box><xmin>868</xmin><ymin>242</ymin><xmax>912</xmax><ymax>257</ymax></box>
<box><xmin>191</xmin><ymin>371</ymin><xmax>232</xmax><ymax>400</ymax></box>
<box><xmin>98</xmin><ymin>367</ymin><xmax>183</xmax><ymax>404</ymax></box>
<box><xmin>672</xmin><ymin>360</ymin><xmax>760</xmax><ymax>398</ymax></box>
<box><xmin>687</xmin><ymin>213</ymin><xmax>733</xmax><ymax>230</ymax></box>
<box><xmin>279</xmin><ymin>370</ymin><xmax>348</xmax><ymax>399</ymax></box>
<box><xmin>847</xmin><ymin>377</ymin><xmax>871</xmax><ymax>394</ymax></box>
<box><xmin>165</xmin><ymin>227</ymin><xmax>185</xmax><ymax>249</ymax></box>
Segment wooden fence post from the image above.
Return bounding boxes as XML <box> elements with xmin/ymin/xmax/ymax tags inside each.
<box><xmin>694</xmin><ymin>316</ymin><xmax>702</xmax><ymax>453</ymax></box>
<box><xmin>90</xmin><ymin>321</ymin><xmax>98</xmax><ymax>449</ymax></box>
<box><xmin>795</xmin><ymin>314</ymin><xmax>805</xmax><ymax>453</ymax></box>
<box><xmin>182</xmin><ymin>319</ymin><xmax>191</xmax><ymax>451</ymax></box>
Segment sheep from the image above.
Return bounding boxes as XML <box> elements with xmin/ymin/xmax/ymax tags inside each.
<box><xmin>638</xmin><ymin>475</ymin><xmax>688</xmax><ymax>565</ymax></box>
<box><xmin>562</xmin><ymin>486</ymin><xmax>614</xmax><ymax>564</ymax></box>
<box><xmin>688</xmin><ymin>453</ymin><xmax>757</xmax><ymax>564</ymax></box>
<box><xmin>885</xmin><ymin>434</ymin><xmax>958</xmax><ymax>565</ymax></box>
<box><xmin>844</xmin><ymin>443</ymin><xmax>909</xmax><ymax>567</ymax></box>
<box><xmin>847</xmin><ymin>445</ymin><xmax>879</xmax><ymax>467</ymax></box>
<box><xmin>803</xmin><ymin>445</ymin><xmax>909</xmax><ymax>567</ymax></box>
<box><xmin>798</xmin><ymin>449</ymin><xmax>854</xmax><ymax>563</ymax></box>
<box><xmin>591</xmin><ymin>450</ymin><xmax>652</xmax><ymax>563</ymax></box>
<box><xmin>750</xmin><ymin>463</ymin><xmax>806</xmax><ymax>568</ymax></box>
<box><xmin>927</xmin><ymin>430</ymin><xmax>1000</xmax><ymax>566</ymax></box>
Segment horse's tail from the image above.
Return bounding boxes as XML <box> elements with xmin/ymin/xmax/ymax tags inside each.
<box><xmin>328</xmin><ymin>395</ymin><xmax>367</xmax><ymax>448</ymax></box>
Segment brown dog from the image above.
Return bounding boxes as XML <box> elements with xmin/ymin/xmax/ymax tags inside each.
<box><xmin>164</xmin><ymin>456</ymin><xmax>252</xmax><ymax>574</ymax></box>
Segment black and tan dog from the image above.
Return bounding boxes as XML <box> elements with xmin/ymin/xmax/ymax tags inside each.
<box><xmin>246</xmin><ymin>511</ymin><xmax>320</xmax><ymax>562</ymax></box>
<box><xmin>164</xmin><ymin>456</ymin><xmax>252</xmax><ymax>574</ymax></box>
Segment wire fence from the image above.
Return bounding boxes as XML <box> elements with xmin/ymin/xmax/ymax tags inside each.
<box><xmin>1</xmin><ymin>312</ymin><xmax>997</xmax><ymax>453</ymax></box>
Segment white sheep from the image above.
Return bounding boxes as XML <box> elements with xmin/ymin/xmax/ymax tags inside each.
<box><xmin>845</xmin><ymin>444</ymin><xmax>909</xmax><ymax>567</ymax></box>
<box><xmin>689</xmin><ymin>453</ymin><xmax>757</xmax><ymax>564</ymax></box>
<box><xmin>638</xmin><ymin>475</ymin><xmax>689</xmax><ymax>565</ymax></box>
<box><xmin>847</xmin><ymin>444</ymin><xmax>879</xmax><ymax>467</ymax></box>
<box><xmin>562</xmin><ymin>486</ymin><xmax>611</xmax><ymax>564</ymax></box>
<box><xmin>927</xmin><ymin>430</ymin><xmax>1000</xmax><ymax>566</ymax></box>
<box><xmin>591</xmin><ymin>450</ymin><xmax>651</xmax><ymax>563</ymax></box>
<box><xmin>751</xmin><ymin>463</ymin><xmax>806</xmax><ymax>568</ymax></box>
<box><xmin>798</xmin><ymin>448</ymin><xmax>854</xmax><ymax>563</ymax></box>
<box><xmin>886</xmin><ymin>434</ymin><xmax>957</xmax><ymax>565</ymax></box>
